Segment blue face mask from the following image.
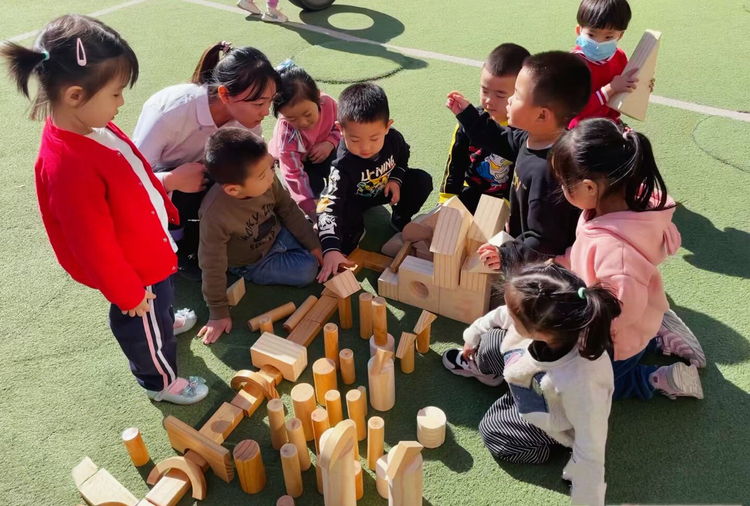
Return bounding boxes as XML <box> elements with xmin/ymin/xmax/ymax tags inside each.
<box><xmin>576</xmin><ymin>33</ymin><xmax>617</xmax><ymax>62</ymax></box>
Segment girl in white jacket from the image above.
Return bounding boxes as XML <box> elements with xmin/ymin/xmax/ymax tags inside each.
<box><xmin>443</xmin><ymin>260</ymin><xmax>621</xmax><ymax>505</ymax></box>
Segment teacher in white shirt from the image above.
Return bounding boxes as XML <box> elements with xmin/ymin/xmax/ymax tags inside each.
<box><xmin>133</xmin><ymin>42</ymin><xmax>280</xmax><ymax>282</ymax></box>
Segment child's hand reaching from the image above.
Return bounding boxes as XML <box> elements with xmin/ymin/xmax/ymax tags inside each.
<box><xmin>317</xmin><ymin>250</ymin><xmax>351</xmax><ymax>283</ymax></box>
<box><xmin>608</xmin><ymin>68</ymin><xmax>639</xmax><ymax>94</ymax></box>
<box><xmin>477</xmin><ymin>243</ymin><xmax>502</xmax><ymax>271</ymax></box>
<box><xmin>446</xmin><ymin>91</ymin><xmax>471</xmax><ymax>115</ymax></box>
<box><xmin>384</xmin><ymin>181</ymin><xmax>401</xmax><ymax>205</ymax></box>
<box><xmin>122</xmin><ymin>290</ymin><xmax>156</xmax><ymax>317</ymax></box>
<box><xmin>309</xmin><ymin>141</ymin><xmax>335</xmax><ymax>164</ymax></box>
<box><xmin>197</xmin><ymin>317</ymin><xmax>233</xmax><ymax>345</ymax></box>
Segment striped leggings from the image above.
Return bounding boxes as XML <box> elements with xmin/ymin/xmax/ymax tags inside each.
<box><xmin>475</xmin><ymin>328</ymin><xmax>561</xmax><ymax>464</ymax></box>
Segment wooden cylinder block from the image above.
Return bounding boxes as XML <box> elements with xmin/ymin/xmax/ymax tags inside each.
<box><xmin>291</xmin><ymin>383</ymin><xmax>316</xmax><ymax>441</ymax></box>
<box><xmin>324</xmin><ymin>390</ymin><xmax>343</xmax><ymax>426</ymax></box>
<box><xmin>121</xmin><ymin>427</ymin><xmax>150</xmax><ymax>467</ymax></box>
<box><xmin>280</xmin><ymin>443</ymin><xmax>303</xmax><ymax>498</ymax></box>
<box><xmin>324</xmin><ymin>323</ymin><xmax>340</xmax><ymax>368</ymax></box>
<box><xmin>354</xmin><ymin>461</ymin><xmax>364</xmax><ymax>500</ymax></box>
<box><xmin>258</xmin><ymin>315</ymin><xmax>274</xmax><ymax>334</ymax></box>
<box><xmin>316</xmin><ymin>452</ymin><xmax>324</xmax><ymax>494</ymax></box>
<box><xmin>313</xmin><ymin>358</ymin><xmax>337</xmax><ymax>404</ymax></box>
<box><xmin>249</xmin><ymin>302</ymin><xmax>297</xmax><ymax>331</ymax></box>
<box><xmin>285</xmin><ymin>418</ymin><xmax>312</xmax><ymax>471</ymax></box>
<box><xmin>283</xmin><ymin>295</ymin><xmax>318</xmax><ymax>332</ymax></box>
<box><xmin>400</xmin><ymin>342</ymin><xmax>415</xmax><ymax>374</ymax></box>
<box><xmin>338</xmin><ymin>296</ymin><xmax>353</xmax><ymax>329</ymax></box>
<box><xmin>372</xmin><ymin>296</ymin><xmax>388</xmax><ymax>345</ymax></box>
<box><xmin>376</xmin><ymin>454</ymin><xmax>389</xmax><ymax>499</ymax></box>
<box><xmin>368</xmin><ymin>356</ymin><xmax>396</xmax><ymax>412</ymax></box>
<box><xmin>345</xmin><ymin>388</ymin><xmax>367</xmax><ymax>441</ymax></box>
<box><xmin>417</xmin><ymin>406</ymin><xmax>447</xmax><ymax>449</ymax></box>
<box><xmin>339</xmin><ymin>349</ymin><xmax>356</xmax><ymax>385</ymax></box>
<box><xmin>367</xmin><ymin>416</ymin><xmax>385</xmax><ymax>470</ymax></box>
<box><xmin>277</xmin><ymin>495</ymin><xmax>295</xmax><ymax>506</ymax></box>
<box><xmin>416</xmin><ymin>325</ymin><xmax>431</xmax><ymax>354</ymax></box>
<box><xmin>311</xmin><ymin>408</ymin><xmax>330</xmax><ymax>455</ymax></box>
<box><xmin>234</xmin><ymin>439</ymin><xmax>266</xmax><ymax>494</ymax></box>
<box><xmin>369</xmin><ymin>332</ymin><xmax>395</xmax><ymax>357</ymax></box>
<box><xmin>359</xmin><ymin>293</ymin><xmax>373</xmax><ymax>339</ymax></box>
<box><xmin>267</xmin><ymin>399</ymin><xmax>288</xmax><ymax>450</ymax></box>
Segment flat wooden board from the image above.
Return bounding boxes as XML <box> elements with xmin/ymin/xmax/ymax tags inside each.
<box><xmin>163</xmin><ymin>415</ymin><xmax>234</xmax><ymax>483</ymax></box>
<box><xmin>324</xmin><ymin>269</ymin><xmax>361</xmax><ymax>299</ymax></box>
<box><xmin>286</xmin><ymin>318</ymin><xmax>324</xmax><ymax>347</ymax></box>
<box><xmin>430</xmin><ymin>205</ymin><xmax>471</xmax><ymax>256</ymax></box>
<box><xmin>304</xmin><ymin>294</ymin><xmax>340</xmax><ymax>325</ymax></box>
<box><xmin>395</xmin><ymin>332</ymin><xmax>417</xmax><ymax>359</ymax></box>
<box><xmin>609</xmin><ymin>30</ymin><xmax>661</xmax><ymax>121</ymax></box>
<box><xmin>78</xmin><ymin>468</ymin><xmax>138</xmax><ymax>506</ymax></box>
<box><xmin>198</xmin><ymin>402</ymin><xmax>244</xmax><ymax>444</ymax></box>
<box><xmin>144</xmin><ymin>469</ymin><xmax>191</xmax><ymax>506</ymax></box>
<box><xmin>363</xmin><ymin>251</ymin><xmax>393</xmax><ymax>273</ymax></box>
<box><xmin>72</xmin><ymin>457</ymin><xmax>98</xmax><ymax>489</ymax></box>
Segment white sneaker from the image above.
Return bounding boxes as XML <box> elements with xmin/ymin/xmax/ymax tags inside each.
<box><xmin>650</xmin><ymin>363</ymin><xmax>704</xmax><ymax>400</ymax></box>
<box><xmin>262</xmin><ymin>7</ymin><xmax>288</xmax><ymax>22</ymax></box>
<box><xmin>173</xmin><ymin>308</ymin><xmax>197</xmax><ymax>336</ymax></box>
<box><xmin>147</xmin><ymin>376</ymin><xmax>209</xmax><ymax>405</ymax></box>
<box><xmin>236</xmin><ymin>0</ymin><xmax>261</xmax><ymax>15</ymax></box>
<box><xmin>657</xmin><ymin>309</ymin><xmax>706</xmax><ymax>368</ymax></box>
<box><xmin>442</xmin><ymin>348</ymin><xmax>504</xmax><ymax>387</ymax></box>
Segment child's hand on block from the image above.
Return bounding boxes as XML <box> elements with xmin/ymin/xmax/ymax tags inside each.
<box><xmin>122</xmin><ymin>290</ymin><xmax>156</xmax><ymax>317</ymax></box>
<box><xmin>607</xmin><ymin>68</ymin><xmax>639</xmax><ymax>95</ymax></box>
<box><xmin>197</xmin><ymin>317</ymin><xmax>233</xmax><ymax>345</ymax></box>
<box><xmin>309</xmin><ymin>141</ymin><xmax>335</xmax><ymax>164</ymax></box>
<box><xmin>477</xmin><ymin>243</ymin><xmax>502</xmax><ymax>271</ymax></box>
<box><xmin>446</xmin><ymin>91</ymin><xmax>470</xmax><ymax>115</ymax></box>
<box><xmin>384</xmin><ymin>181</ymin><xmax>401</xmax><ymax>205</ymax></box>
<box><xmin>317</xmin><ymin>250</ymin><xmax>348</xmax><ymax>283</ymax></box>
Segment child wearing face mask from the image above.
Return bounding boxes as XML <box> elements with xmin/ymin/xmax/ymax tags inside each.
<box><xmin>570</xmin><ymin>0</ymin><xmax>642</xmax><ymax>128</ymax></box>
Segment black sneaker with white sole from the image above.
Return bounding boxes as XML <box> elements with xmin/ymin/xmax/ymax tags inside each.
<box><xmin>442</xmin><ymin>348</ymin><xmax>504</xmax><ymax>386</ymax></box>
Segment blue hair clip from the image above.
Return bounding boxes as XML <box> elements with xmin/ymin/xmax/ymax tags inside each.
<box><xmin>41</xmin><ymin>50</ymin><xmax>50</xmax><ymax>62</ymax></box>
<box><xmin>276</xmin><ymin>59</ymin><xmax>294</xmax><ymax>72</ymax></box>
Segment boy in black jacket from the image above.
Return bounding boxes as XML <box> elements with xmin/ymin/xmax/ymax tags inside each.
<box><xmin>446</xmin><ymin>51</ymin><xmax>590</xmax><ymax>264</ymax></box>
<box><xmin>317</xmin><ymin>83</ymin><xmax>432</xmax><ymax>281</ymax></box>
<box><xmin>440</xmin><ymin>43</ymin><xmax>530</xmax><ymax>213</ymax></box>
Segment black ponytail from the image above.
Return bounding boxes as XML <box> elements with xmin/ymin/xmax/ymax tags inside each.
<box><xmin>191</xmin><ymin>41</ymin><xmax>231</xmax><ymax>85</ymax></box>
<box><xmin>1</xmin><ymin>43</ymin><xmax>48</xmax><ymax>98</ymax></box>
<box><xmin>550</xmin><ymin>117</ymin><xmax>672</xmax><ymax>212</ymax></box>
<box><xmin>505</xmin><ymin>261</ymin><xmax>622</xmax><ymax>360</ymax></box>
<box><xmin>194</xmin><ymin>44</ymin><xmax>281</xmax><ymax>102</ymax></box>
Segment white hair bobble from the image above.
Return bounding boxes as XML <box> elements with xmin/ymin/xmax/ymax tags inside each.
<box><xmin>622</xmin><ymin>126</ymin><xmax>633</xmax><ymax>140</ymax></box>
<box><xmin>76</xmin><ymin>37</ymin><xmax>87</xmax><ymax>67</ymax></box>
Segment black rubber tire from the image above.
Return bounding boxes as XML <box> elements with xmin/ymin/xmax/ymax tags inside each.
<box><xmin>288</xmin><ymin>0</ymin><xmax>335</xmax><ymax>11</ymax></box>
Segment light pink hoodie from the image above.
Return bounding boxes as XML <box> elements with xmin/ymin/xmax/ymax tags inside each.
<box><xmin>269</xmin><ymin>93</ymin><xmax>341</xmax><ymax>218</ymax></box>
<box><xmin>557</xmin><ymin>195</ymin><xmax>681</xmax><ymax>361</ymax></box>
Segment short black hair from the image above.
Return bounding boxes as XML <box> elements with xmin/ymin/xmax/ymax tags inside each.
<box><xmin>484</xmin><ymin>43</ymin><xmax>531</xmax><ymax>78</ymax></box>
<box><xmin>273</xmin><ymin>62</ymin><xmax>320</xmax><ymax>117</ymax></box>
<box><xmin>204</xmin><ymin>128</ymin><xmax>268</xmax><ymax>185</ymax></box>
<box><xmin>337</xmin><ymin>83</ymin><xmax>389</xmax><ymax>126</ymax></box>
<box><xmin>523</xmin><ymin>51</ymin><xmax>591</xmax><ymax>126</ymax></box>
<box><xmin>577</xmin><ymin>0</ymin><xmax>632</xmax><ymax>31</ymax></box>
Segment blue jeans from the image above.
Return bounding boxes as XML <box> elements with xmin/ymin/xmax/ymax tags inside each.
<box><xmin>611</xmin><ymin>338</ymin><xmax>659</xmax><ymax>401</ymax></box>
<box><xmin>230</xmin><ymin>227</ymin><xmax>318</xmax><ymax>287</ymax></box>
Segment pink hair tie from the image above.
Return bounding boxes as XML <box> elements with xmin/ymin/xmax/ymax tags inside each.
<box><xmin>76</xmin><ymin>37</ymin><xmax>87</xmax><ymax>66</ymax></box>
<box><xmin>220</xmin><ymin>41</ymin><xmax>232</xmax><ymax>55</ymax></box>
<box><xmin>622</xmin><ymin>126</ymin><xmax>633</xmax><ymax>139</ymax></box>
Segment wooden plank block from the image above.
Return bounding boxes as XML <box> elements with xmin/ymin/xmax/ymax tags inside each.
<box><xmin>433</xmin><ymin>251</ymin><xmax>465</xmax><ymax>290</ymax></box>
<box><xmin>439</xmin><ymin>284</ymin><xmax>491</xmax><ymax>325</ymax></box>
<box><xmin>199</xmin><ymin>402</ymin><xmax>244</xmax><ymax>444</ymax></box>
<box><xmin>363</xmin><ymin>251</ymin><xmax>393</xmax><ymax>273</ymax></box>
<box><xmin>230</xmin><ymin>386</ymin><xmax>265</xmax><ymax>418</ymax></box>
<box><xmin>286</xmin><ymin>318</ymin><xmax>324</xmax><ymax>347</ymax></box>
<box><xmin>346</xmin><ymin>248</ymin><xmax>367</xmax><ymax>275</ymax></box>
<box><xmin>430</xmin><ymin>205</ymin><xmax>470</xmax><ymax>256</ymax></box>
<box><xmin>467</xmin><ymin>195</ymin><xmax>509</xmax><ymax>245</ymax></box>
<box><xmin>147</xmin><ymin>457</ymin><xmax>206</xmax><ymax>500</ymax></box>
<box><xmin>324</xmin><ymin>269</ymin><xmax>361</xmax><ymax>299</ymax></box>
<box><xmin>377</xmin><ymin>269</ymin><xmax>399</xmax><ymax>302</ymax></box>
<box><xmin>398</xmin><ymin>257</ymin><xmax>439</xmax><ymax>313</ymax></box>
<box><xmin>251</xmin><ymin>332</ymin><xmax>308</xmax><ymax>382</ymax></box>
<box><xmin>163</xmin><ymin>415</ymin><xmax>234</xmax><ymax>483</ymax></box>
<box><xmin>609</xmin><ymin>30</ymin><xmax>661</xmax><ymax>121</ymax></box>
<box><xmin>413</xmin><ymin>310</ymin><xmax>437</xmax><ymax>335</ymax></box>
<box><xmin>72</xmin><ymin>457</ymin><xmax>98</xmax><ymax>489</ymax></box>
<box><xmin>145</xmin><ymin>469</ymin><xmax>191</xmax><ymax>506</ymax></box>
<box><xmin>226</xmin><ymin>277</ymin><xmax>245</xmax><ymax>307</ymax></box>
<box><xmin>78</xmin><ymin>468</ymin><xmax>138</xmax><ymax>506</ymax></box>
<box><xmin>389</xmin><ymin>241</ymin><xmax>413</xmax><ymax>273</ymax></box>
<box><xmin>304</xmin><ymin>294</ymin><xmax>339</xmax><ymax>325</ymax></box>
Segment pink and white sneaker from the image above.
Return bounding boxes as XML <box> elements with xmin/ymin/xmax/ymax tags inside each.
<box><xmin>173</xmin><ymin>308</ymin><xmax>197</xmax><ymax>336</ymax></box>
<box><xmin>657</xmin><ymin>309</ymin><xmax>706</xmax><ymax>368</ymax></box>
<box><xmin>147</xmin><ymin>376</ymin><xmax>209</xmax><ymax>405</ymax></box>
<box><xmin>650</xmin><ymin>363</ymin><xmax>704</xmax><ymax>400</ymax></box>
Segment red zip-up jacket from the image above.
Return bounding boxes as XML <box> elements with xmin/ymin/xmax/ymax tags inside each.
<box><xmin>569</xmin><ymin>47</ymin><xmax>628</xmax><ymax>128</ymax></box>
<box><xmin>35</xmin><ymin>119</ymin><xmax>179</xmax><ymax>311</ymax></box>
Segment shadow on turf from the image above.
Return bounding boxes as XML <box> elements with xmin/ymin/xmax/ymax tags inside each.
<box><xmin>673</xmin><ymin>204</ymin><xmax>750</xmax><ymax>279</ymax></box>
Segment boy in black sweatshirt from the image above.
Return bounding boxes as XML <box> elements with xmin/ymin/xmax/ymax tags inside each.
<box><xmin>317</xmin><ymin>83</ymin><xmax>433</xmax><ymax>281</ymax></box>
<box><xmin>446</xmin><ymin>51</ymin><xmax>591</xmax><ymax>265</ymax></box>
<box><xmin>440</xmin><ymin>43</ymin><xmax>530</xmax><ymax>213</ymax></box>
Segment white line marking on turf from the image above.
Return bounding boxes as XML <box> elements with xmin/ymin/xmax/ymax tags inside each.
<box><xmin>6</xmin><ymin>0</ymin><xmax>152</xmax><ymax>43</ymax></box>
<box><xmin>180</xmin><ymin>0</ymin><xmax>750</xmax><ymax>124</ymax></box>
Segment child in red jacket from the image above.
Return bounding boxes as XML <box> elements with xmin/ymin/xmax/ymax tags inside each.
<box><xmin>1</xmin><ymin>15</ymin><xmax>208</xmax><ymax>404</ymax></box>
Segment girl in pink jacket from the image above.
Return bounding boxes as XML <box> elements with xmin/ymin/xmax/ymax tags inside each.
<box><xmin>269</xmin><ymin>61</ymin><xmax>341</xmax><ymax>219</ymax></box>
<box><xmin>551</xmin><ymin>118</ymin><xmax>705</xmax><ymax>401</ymax></box>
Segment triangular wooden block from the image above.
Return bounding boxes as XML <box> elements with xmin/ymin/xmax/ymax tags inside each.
<box><xmin>413</xmin><ymin>310</ymin><xmax>437</xmax><ymax>335</ymax></box>
<box><xmin>227</xmin><ymin>277</ymin><xmax>246</xmax><ymax>307</ymax></box>
<box><xmin>467</xmin><ymin>195</ymin><xmax>510</xmax><ymax>244</ymax></box>
<box><xmin>609</xmin><ymin>30</ymin><xmax>661</xmax><ymax>121</ymax></box>
<box><xmin>324</xmin><ymin>269</ymin><xmax>361</xmax><ymax>299</ymax></box>
<box><xmin>488</xmin><ymin>230</ymin><xmax>514</xmax><ymax>247</ymax></box>
<box><xmin>465</xmin><ymin>252</ymin><xmax>497</xmax><ymax>274</ymax></box>
<box><xmin>396</xmin><ymin>332</ymin><xmax>417</xmax><ymax>359</ymax></box>
<box><xmin>385</xmin><ymin>441</ymin><xmax>423</xmax><ymax>480</ymax></box>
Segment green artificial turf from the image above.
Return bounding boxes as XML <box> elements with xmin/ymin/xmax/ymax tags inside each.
<box><xmin>0</xmin><ymin>0</ymin><xmax>749</xmax><ymax>504</ymax></box>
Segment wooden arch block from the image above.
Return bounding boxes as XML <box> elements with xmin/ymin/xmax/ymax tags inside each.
<box><xmin>147</xmin><ymin>456</ymin><xmax>207</xmax><ymax>500</ymax></box>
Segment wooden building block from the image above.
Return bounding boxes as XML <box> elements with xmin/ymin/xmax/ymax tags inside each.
<box><xmin>345</xmin><ymin>248</ymin><xmax>367</xmax><ymax>275</ymax></box>
<box><xmin>414</xmin><ymin>310</ymin><xmax>437</xmax><ymax>354</ymax></box>
<box><xmin>291</xmin><ymin>383</ymin><xmax>317</xmax><ymax>441</ymax></box>
<box><xmin>467</xmin><ymin>195</ymin><xmax>510</xmax><ymax>246</ymax></box>
<box><xmin>345</xmin><ymin>388</ymin><xmax>367</xmax><ymax>441</ymax></box>
<box><xmin>398</xmin><ymin>257</ymin><xmax>440</xmax><ymax>313</ymax></box>
<box><xmin>413</xmin><ymin>239</ymin><xmax>433</xmax><ymax>261</ymax></box>
<box><xmin>234</xmin><ymin>439</ymin><xmax>266</xmax><ymax>495</ymax></box>
<box><xmin>78</xmin><ymin>467</ymin><xmax>139</xmax><ymax>506</ymax></box>
<box><xmin>460</xmin><ymin>257</ymin><xmax>493</xmax><ymax>293</ymax></box>
<box><xmin>339</xmin><ymin>349</ymin><xmax>356</xmax><ymax>385</ymax></box>
<box><xmin>376</xmin><ymin>455</ymin><xmax>389</xmax><ymax>499</ymax></box>
<box><xmin>439</xmin><ymin>284</ymin><xmax>491</xmax><ymax>325</ymax></box>
<box><xmin>430</xmin><ymin>200</ymin><xmax>471</xmax><ymax>256</ymax></box>
<box><xmin>312</xmin><ymin>408</ymin><xmax>331</xmax><ymax>454</ymax></box>
<box><xmin>358</xmin><ymin>293</ymin><xmax>373</xmax><ymax>339</ymax></box>
<box><xmin>267</xmin><ymin>399</ymin><xmax>288</xmax><ymax>450</ymax></box>
<box><xmin>363</xmin><ymin>251</ymin><xmax>393</xmax><ymax>273</ymax></box>
<box><xmin>368</xmin><ymin>350</ymin><xmax>396</xmax><ymax>412</ymax></box>
<box><xmin>324</xmin><ymin>269</ymin><xmax>361</xmax><ymax>299</ymax></box>
<box><xmin>417</xmin><ymin>406</ymin><xmax>447</xmax><ymax>449</ymax></box>
<box><xmin>372</xmin><ymin>296</ymin><xmax>388</xmax><ymax>345</ymax></box>
<box><xmin>227</xmin><ymin>277</ymin><xmax>245</xmax><ymax>307</ymax></box>
<box><xmin>249</xmin><ymin>302</ymin><xmax>297</xmax><ymax>331</ymax></box>
<box><xmin>433</xmin><ymin>251</ymin><xmax>465</xmax><ymax>290</ymax></box>
<box><xmin>285</xmin><ymin>418</ymin><xmax>312</xmax><ymax>471</ymax></box>
<box><xmin>380</xmin><ymin>232</ymin><xmax>404</xmax><ymax>257</ymax></box>
<box><xmin>387</xmin><ymin>445</ymin><xmax>423</xmax><ymax>506</ymax></box>
<box><xmin>251</xmin><ymin>332</ymin><xmax>308</xmax><ymax>382</ymax></box>
<box><xmin>277</xmin><ymin>495</ymin><xmax>295</xmax><ymax>506</ymax></box>
<box><xmin>390</xmin><ymin>241</ymin><xmax>413</xmax><ymax>272</ymax></box>
<box><xmin>283</xmin><ymin>295</ymin><xmax>318</xmax><ymax>332</ymax></box>
<box><xmin>313</xmin><ymin>358</ymin><xmax>337</xmax><ymax>404</ymax></box>
<box><xmin>369</xmin><ymin>332</ymin><xmax>395</xmax><ymax>357</ymax></box>
<box><xmin>610</xmin><ymin>30</ymin><xmax>661</xmax><ymax>121</ymax></box>
<box><xmin>305</xmin><ymin>294</ymin><xmax>340</xmax><ymax>325</ymax></box>
<box><xmin>258</xmin><ymin>315</ymin><xmax>274</xmax><ymax>334</ymax></box>
<box><xmin>199</xmin><ymin>402</ymin><xmax>243</xmax><ymax>444</ymax></box>
<box><xmin>280</xmin><ymin>444</ymin><xmax>303</xmax><ymax>498</ymax></box>
<box><xmin>396</xmin><ymin>332</ymin><xmax>417</xmax><ymax>374</ymax></box>
<box><xmin>231</xmin><ymin>370</ymin><xmax>280</xmax><ymax>403</ymax></box>
<box><xmin>163</xmin><ymin>415</ymin><xmax>234</xmax><ymax>483</ymax></box>
<box><xmin>121</xmin><ymin>428</ymin><xmax>150</xmax><ymax>467</ymax></box>
<box><xmin>325</xmin><ymin>389</ymin><xmax>344</xmax><ymax>426</ymax></box>
<box><xmin>465</xmin><ymin>252</ymin><xmax>498</xmax><ymax>274</ymax></box>
<box><xmin>286</xmin><ymin>319</ymin><xmax>323</xmax><ymax>348</ymax></box>
<box><xmin>323</xmin><ymin>323</ymin><xmax>340</xmax><ymax>368</ymax></box>
<box><xmin>354</xmin><ymin>460</ymin><xmax>364</xmax><ymax>500</ymax></box>
<box><xmin>377</xmin><ymin>269</ymin><xmax>399</xmax><ymax>302</ymax></box>
<box><xmin>402</xmin><ymin>221</ymin><xmax>432</xmax><ymax>243</ymax></box>
<box><xmin>488</xmin><ymin>230</ymin><xmax>514</xmax><ymax>247</ymax></box>
<box><xmin>144</xmin><ymin>469</ymin><xmax>190</xmax><ymax>506</ymax></box>
<box><xmin>72</xmin><ymin>457</ymin><xmax>98</xmax><ymax>489</ymax></box>
<box><xmin>367</xmin><ymin>416</ymin><xmax>385</xmax><ymax>471</ymax></box>
<box><xmin>338</xmin><ymin>296</ymin><xmax>353</xmax><ymax>329</ymax></box>
<box><xmin>385</xmin><ymin>441</ymin><xmax>423</xmax><ymax>480</ymax></box>
<box><xmin>147</xmin><ymin>457</ymin><xmax>206</xmax><ymax>501</ymax></box>
<box><xmin>318</xmin><ymin>422</ymin><xmax>358</xmax><ymax>506</ymax></box>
